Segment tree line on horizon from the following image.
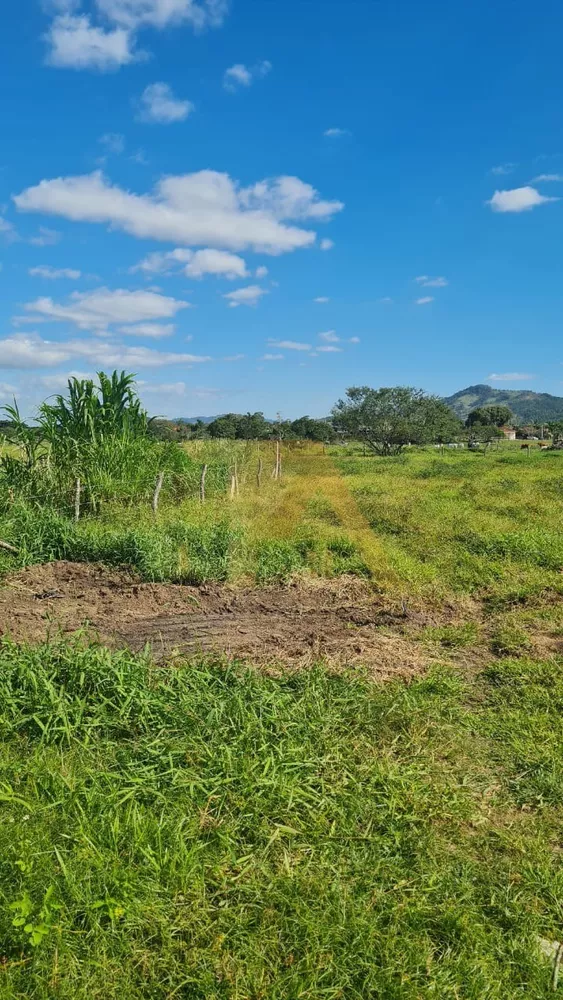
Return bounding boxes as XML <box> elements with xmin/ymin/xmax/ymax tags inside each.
<box><xmin>2</xmin><ymin>376</ymin><xmax>563</xmax><ymax>457</ymax></box>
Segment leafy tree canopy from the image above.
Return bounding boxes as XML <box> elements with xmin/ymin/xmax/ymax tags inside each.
<box><xmin>332</xmin><ymin>386</ymin><xmax>461</xmax><ymax>456</ymax></box>
<box><xmin>466</xmin><ymin>404</ymin><xmax>513</xmax><ymax>428</ymax></box>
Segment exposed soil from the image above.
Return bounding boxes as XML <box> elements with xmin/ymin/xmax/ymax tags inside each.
<box><xmin>0</xmin><ymin>561</ymin><xmax>436</xmax><ymax>680</ymax></box>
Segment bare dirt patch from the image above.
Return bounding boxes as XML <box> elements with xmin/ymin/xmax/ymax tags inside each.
<box><xmin>0</xmin><ymin>561</ymin><xmax>435</xmax><ymax>680</ymax></box>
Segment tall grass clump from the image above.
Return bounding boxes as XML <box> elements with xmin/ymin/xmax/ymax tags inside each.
<box><xmin>0</xmin><ymin>372</ymin><xmax>229</xmax><ymax>516</ymax></box>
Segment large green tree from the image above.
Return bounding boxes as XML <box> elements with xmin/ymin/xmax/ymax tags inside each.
<box><xmin>466</xmin><ymin>404</ymin><xmax>513</xmax><ymax>428</ymax></box>
<box><xmin>332</xmin><ymin>386</ymin><xmax>461</xmax><ymax>456</ymax></box>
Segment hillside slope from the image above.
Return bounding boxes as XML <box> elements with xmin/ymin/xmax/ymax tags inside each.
<box><xmin>444</xmin><ymin>384</ymin><xmax>563</xmax><ymax>423</ymax></box>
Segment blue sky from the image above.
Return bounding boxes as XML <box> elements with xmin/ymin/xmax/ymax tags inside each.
<box><xmin>1</xmin><ymin>0</ymin><xmax>562</xmax><ymax>418</ymax></box>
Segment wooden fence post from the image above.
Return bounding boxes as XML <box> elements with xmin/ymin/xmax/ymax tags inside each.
<box><xmin>276</xmin><ymin>440</ymin><xmax>281</xmax><ymax>480</ymax></box>
<box><xmin>152</xmin><ymin>471</ymin><xmax>164</xmax><ymax>514</ymax></box>
<box><xmin>74</xmin><ymin>478</ymin><xmax>81</xmax><ymax>522</ymax></box>
<box><xmin>200</xmin><ymin>464</ymin><xmax>207</xmax><ymax>503</ymax></box>
<box><xmin>257</xmin><ymin>457</ymin><xmax>263</xmax><ymax>489</ymax></box>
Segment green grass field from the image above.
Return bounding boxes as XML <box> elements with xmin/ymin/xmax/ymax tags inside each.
<box><xmin>0</xmin><ymin>442</ymin><xmax>562</xmax><ymax>997</ymax></box>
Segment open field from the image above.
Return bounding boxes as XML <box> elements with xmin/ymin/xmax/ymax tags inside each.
<box><xmin>0</xmin><ymin>442</ymin><xmax>562</xmax><ymax>997</ymax></box>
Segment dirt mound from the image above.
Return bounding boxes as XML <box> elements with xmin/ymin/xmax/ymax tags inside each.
<box><xmin>0</xmin><ymin>561</ymin><xmax>432</xmax><ymax>679</ymax></box>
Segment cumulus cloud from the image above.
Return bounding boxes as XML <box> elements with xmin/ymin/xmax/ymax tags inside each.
<box><xmin>14</xmin><ymin>170</ymin><xmax>342</xmax><ymax>255</ymax></box>
<box><xmin>255</xmin><ymin>265</ymin><xmax>268</xmax><ymax>278</ymax></box>
<box><xmin>261</xmin><ymin>353</ymin><xmax>284</xmax><ymax>361</ymax></box>
<box><xmin>223</xmin><ymin>59</ymin><xmax>271</xmax><ymax>91</ymax></box>
<box><xmin>136</xmin><ymin>82</ymin><xmax>193</xmax><ymax>123</ymax></box>
<box><xmin>415</xmin><ymin>296</ymin><xmax>434</xmax><ymax>305</ymax></box>
<box><xmin>313</xmin><ymin>296</ymin><xmax>329</xmax><ymax>303</ymax></box>
<box><xmin>348</xmin><ymin>336</ymin><xmax>360</xmax><ymax>343</ymax></box>
<box><xmin>317</xmin><ymin>345</ymin><xmax>341</xmax><ymax>352</ymax></box>
<box><xmin>116</xmin><ymin>322</ymin><xmax>176</xmax><ymax>338</ymax></box>
<box><xmin>318</xmin><ymin>330</ymin><xmax>339</xmax><ymax>342</ymax></box>
<box><xmin>45</xmin><ymin>14</ymin><xmax>139</xmax><ymax>70</ymax></box>
<box><xmin>0</xmin><ymin>332</ymin><xmax>210</xmax><ymax>370</ymax></box>
<box><xmin>268</xmin><ymin>339</ymin><xmax>311</xmax><ymax>351</ymax></box>
<box><xmin>44</xmin><ymin>0</ymin><xmax>229</xmax><ymax>71</ymax></box>
<box><xmin>415</xmin><ymin>275</ymin><xmax>448</xmax><ymax>287</ymax></box>
<box><xmin>24</xmin><ymin>287</ymin><xmax>190</xmax><ymax>331</ymax></box>
<box><xmin>223</xmin><ymin>284</ymin><xmax>267</xmax><ymax>307</ymax></box>
<box><xmin>132</xmin><ymin>247</ymin><xmax>248</xmax><ymax>279</ymax></box>
<box><xmin>487</xmin><ymin>186</ymin><xmax>558</xmax><ymax>212</ymax></box>
<box><xmin>486</xmin><ymin>372</ymin><xmax>535</xmax><ymax>381</ymax></box>
<box><xmin>29</xmin><ymin>265</ymin><xmax>81</xmax><ymax>280</ymax></box>
<box><xmin>323</xmin><ymin>128</ymin><xmax>349</xmax><ymax>138</ymax></box>
<box><xmin>319</xmin><ymin>238</ymin><xmax>334</xmax><ymax>251</ymax></box>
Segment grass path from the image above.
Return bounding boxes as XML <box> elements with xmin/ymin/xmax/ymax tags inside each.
<box><xmin>237</xmin><ymin>449</ymin><xmax>400</xmax><ymax>590</ymax></box>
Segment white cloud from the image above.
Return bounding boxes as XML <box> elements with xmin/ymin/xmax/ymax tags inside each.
<box><xmin>45</xmin><ymin>14</ymin><xmax>139</xmax><ymax>70</ymax></box>
<box><xmin>320</xmin><ymin>238</ymin><xmax>334</xmax><ymax>251</ymax></box>
<box><xmin>323</xmin><ymin>128</ymin><xmax>349</xmax><ymax>138</ymax></box>
<box><xmin>486</xmin><ymin>372</ymin><xmax>535</xmax><ymax>381</ymax></box>
<box><xmin>487</xmin><ymin>186</ymin><xmax>558</xmax><ymax>213</ymax></box>
<box><xmin>491</xmin><ymin>163</ymin><xmax>516</xmax><ymax>176</ymax></box>
<box><xmin>268</xmin><ymin>339</ymin><xmax>311</xmax><ymax>351</ymax></box>
<box><xmin>117</xmin><ymin>322</ymin><xmax>176</xmax><ymax>338</ymax></box>
<box><xmin>531</xmin><ymin>173</ymin><xmax>563</xmax><ymax>183</ymax></box>
<box><xmin>45</xmin><ymin>1</ymin><xmax>229</xmax><ymax>72</ymax></box>
<box><xmin>222</xmin><ymin>353</ymin><xmax>245</xmax><ymax>361</ymax></box>
<box><xmin>137</xmin><ymin>82</ymin><xmax>194</xmax><ymax>123</ymax></box>
<box><xmin>317</xmin><ymin>345</ymin><xmax>342</xmax><ymax>352</ymax></box>
<box><xmin>131</xmin><ymin>247</ymin><xmax>248</xmax><ymax>279</ymax></box>
<box><xmin>29</xmin><ymin>265</ymin><xmax>81</xmax><ymax>280</ymax></box>
<box><xmin>313</xmin><ymin>296</ymin><xmax>329</xmax><ymax>303</ymax></box>
<box><xmin>29</xmin><ymin>227</ymin><xmax>62</xmax><ymax>246</ymax></box>
<box><xmin>348</xmin><ymin>336</ymin><xmax>360</xmax><ymax>343</ymax></box>
<box><xmin>261</xmin><ymin>353</ymin><xmax>284</xmax><ymax>361</ymax></box>
<box><xmin>377</xmin><ymin>296</ymin><xmax>393</xmax><ymax>304</ymax></box>
<box><xmin>255</xmin><ymin>265</ymin><xmax>268</xmax><ymax>278</ymax></box>
<box><xmin>186</xmin><ymin>249</ymin><xmax>247</xmax><ymax>279</ymax></box>
<box><xmin>415</xmin><ymin>296</ymin><xmax>434</xmax><ymax>305</ymax></box>
<box><xmin>96</xmin><ymin>0</ymin><xmax>229</xmax><ymax>31</ymax></box>
<box><xmin>24</xmin><ymin>287</ymin><xmax>190</xmax><ymax>331</ymax></box>
<box><xmin>318</xmin><ymin>330</ymin><xmax>339</xmax><ymax>342</ymax></box>
<box><xmin>99</xmin><ymin>131</ymin><xmax>125</xmax><ymax>153</ymax></box>
<box><xmin>415</xmin><ymin>275</ymin><xmax>448</xmax><ymax>287</ymax></box>
<box><xmin>223</xmin><ymin>284</ymin><xmax>267</xmax><ymax>308</ymax></box>
<box><xmin>0</xmin><ymin>332</ymin><xmax>210</xmax><ymax>370</ymax></box>
<box><xmin>223</xmin><ymin>59</ymin><xmax>271</xmax><ymax>91</ymax></box>
<box><xmin>15</xmin><ymin>170</ymin><xmax>342</xmax><ymax>255</ymax></box>
<box><xmin>223</xmin><ymin>63</ymin><xmax>251</xmax><ymax>88</ymax></box>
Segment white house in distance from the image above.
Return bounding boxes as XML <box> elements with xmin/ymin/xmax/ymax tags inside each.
<box><xmin>501</xmin><ymin>426</ymin><xmax>517</xmax><ymax>440</ymax></box>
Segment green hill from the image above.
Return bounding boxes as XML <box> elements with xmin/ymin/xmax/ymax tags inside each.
<box><xmin>444</xmin><ymin>384</ymin><xmax>563</xmax><ymax>424</ymax></box>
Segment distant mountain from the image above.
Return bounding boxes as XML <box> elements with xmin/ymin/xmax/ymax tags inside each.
<box><xmin>444</xmin><ymin>385</ymin><xmax>563</xmax><ymax>424</ymax></box>
<box><xmin>174</xmin><ymin>415</ymin><xmax>225</xmax><ymax>425</ymax></box>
